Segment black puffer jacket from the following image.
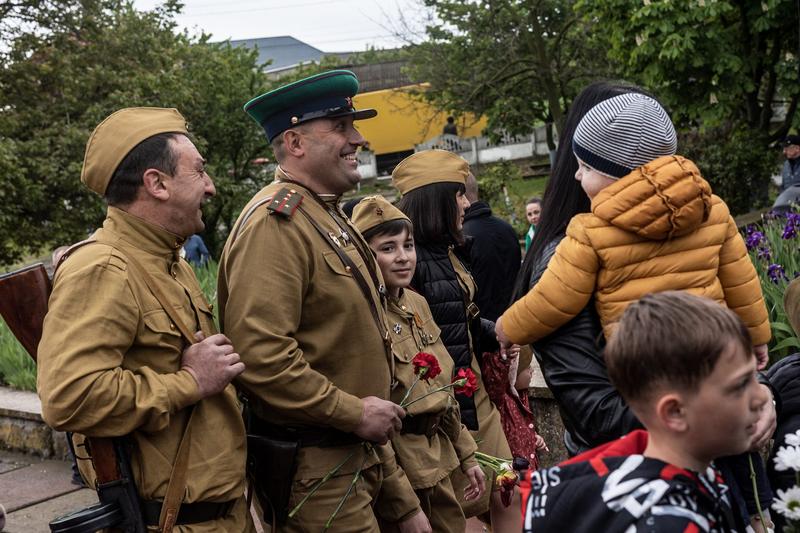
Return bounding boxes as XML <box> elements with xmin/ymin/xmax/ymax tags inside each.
<box><xmin>528</xmin><ymin>236</ymin><xmax>641</xmax><ymax>453</ymax></box>
<box><xmin>412</xmin><ymin>241</ymin><xmax>497</xmax><ymax>430</ymax></box>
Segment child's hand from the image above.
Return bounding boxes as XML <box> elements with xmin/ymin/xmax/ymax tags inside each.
<box><xmin>754</xmin><ymin>344</ymin><xmax>769</xmax><ymax>370</ymax></box>
<box><xmin>463</xmin><ymin>464</ymin><xmax>486</xmax><ymax>501</ymax></box>
<box><xmin>495</xmin><ymin>317</ymin><xmax>513</xmax><ymax>353</ymax></box>
<box><xmin>535</xmin><ymin>434</ymin><xmax>549</xmax><ymax>452</ymax></box>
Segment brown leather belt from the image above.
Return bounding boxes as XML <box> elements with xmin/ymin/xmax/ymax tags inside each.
<box><xmin>249</xmin><ymin>416</ymin><xmax>362</xmax><ymax>448</ymax></box>
<box><xmin>401</xmin><ymin>413</ymin><xmax>443</xmax><ymax>437</ymax></box>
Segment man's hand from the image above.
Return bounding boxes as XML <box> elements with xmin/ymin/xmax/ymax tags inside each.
<box><xmin>753</xmin><ymin>344</ymin><xmax>769</xmax><ymax>370</ymax></box>
<box><xmin>354</xmin><ymin>396</ymin><xmax>405</xmax><ymax>444</ymax></box>
<box><xmin>750</xmin><ymin>383</ymin><xmax>777</xmax><ymax>451</ymax></box>
<box><xmin>181</xmin><ymin>331</ymin><xmax>245</xmax><ymax>398</ymax></box>
<box><xmin>463</xmin><ymin>465</ymin><xmax>486</xmax><ymax>501</ymax></box>
<box><xmin>396</xmin><ymin>510</ymin><xmax>432</xmax><ymax>533</ymax></box>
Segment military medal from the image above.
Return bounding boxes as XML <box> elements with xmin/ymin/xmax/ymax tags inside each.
<box><xmin>328</xmin><ymin>231</ymin><xmax>341</xmax><ymax>247</ymax></box>
<box><xmin>393</xmin><ymin>323</ymin><xmax>402</xmax><ymax>334</ymax></box>
<box><xmin>340</xmin><ymin>229</ymin><xmax>351</xmax><ymax>245</ymax></box>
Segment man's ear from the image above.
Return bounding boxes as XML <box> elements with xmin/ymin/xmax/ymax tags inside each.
<box><xmin>283</xmin><ymin>129</ymin><xmax>305</xmax><ymax>158</ymax></box>
<box><xmin>654</xmin><ymin>393</ymin><xmax>689</xmax><ymax>433</ymax></box>
<box><xmin>142</xmin><ymin>168</ymin><xmax>169</xmax><ymax>201</ymax></box>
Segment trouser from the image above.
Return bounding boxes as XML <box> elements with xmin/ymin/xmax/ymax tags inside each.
<box><xmin>379</xmin><ymin>476</ymin><xmax>465</xmax><ymax>533</ymax></box>
<box><xmin>282</xmin><ymin>462</ymin><xmax>383</xmax><ymax>533</ymax></box>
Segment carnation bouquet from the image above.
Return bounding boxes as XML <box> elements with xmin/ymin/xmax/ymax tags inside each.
<box><xmin>289</xmin><ymin>352</ymin><xmax>479</xmax><ymax>529</ymax></box>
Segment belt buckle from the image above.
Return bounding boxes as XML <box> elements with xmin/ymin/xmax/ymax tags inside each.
<box><xmin>466</xmin><ymin>302</ymin><xmax>480</xmax><ymax>320</ymax></box>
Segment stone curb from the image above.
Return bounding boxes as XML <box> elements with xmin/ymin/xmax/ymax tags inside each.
<box><xmin>0</xmin><ymin>386</ymin><xmax>69</xmax><ymax>459</ymax></box>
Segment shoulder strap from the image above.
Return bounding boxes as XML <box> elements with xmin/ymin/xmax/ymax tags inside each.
<box><xmin>62</xmin><ymin>237</ymin><xmax>198</xmax><ymax>532</ymax></box>
<box><xmin>295</xmin><ymin>204</ymin><xmax>393</xmax><ymax>373</ymax></box>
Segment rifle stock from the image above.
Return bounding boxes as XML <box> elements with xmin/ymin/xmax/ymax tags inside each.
<box><xmin>0</xmin><ymin>262</ymin><xmax>51</xmax><ymax>361</ymax></box>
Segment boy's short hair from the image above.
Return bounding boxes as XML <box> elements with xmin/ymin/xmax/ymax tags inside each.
<box><xmin>606</xmin><ymin>291</ymin><xmax>752</xmax><ymax>404</ymax></box>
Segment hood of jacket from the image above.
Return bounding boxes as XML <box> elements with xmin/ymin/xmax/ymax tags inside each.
<box><xmin>591</xmin><ymin>155</ymin><xmax>713</xmax><ymax>240</ymax></box>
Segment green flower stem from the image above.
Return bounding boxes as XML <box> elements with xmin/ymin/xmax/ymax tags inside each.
<box><xmin>748</xmin><ymin>453</ymin><xmax>768</xmax><ymax>529</ymax></box>
<box><xmin>399</xmin><ymin>372</ymin><xmax>424</xmax><ymax>407</ymax></box>
<box><xmin>401</xmin><ymin>381</ymin><xmax>459</xmax><ymax>409</ymax></box>
<box><xmin>288</xmin><ymin>448</ymin><xmax>358</xmax><ymax>519</ymax></box>
<box><xmin>324</xmin><ymin>444</ymin><xmax>372</xmax><ymax>531</ymax></box>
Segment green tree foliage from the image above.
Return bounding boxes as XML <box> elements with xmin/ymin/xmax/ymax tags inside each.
<box><xmin>404</xmin><ymin>0</ymin><xmax>612</xmax><ymax>143</ymax></box>
<box><xmin>0</xmin><ymin>0</ymin><xmax>273</xmax><ymax>265</ymax></box>
<box><xmin>580</xmin><ymin>0</ymin><xmax>800</xmax><ymax>212</ymax></box>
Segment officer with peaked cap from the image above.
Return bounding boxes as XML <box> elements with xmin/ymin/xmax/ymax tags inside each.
<box><xmin>218</xmin><ymin>71</ymin><xmax>429</xmax><ymax>531</ymax></box>
<box><xmin>38</xmin><ymin>107</ymin><xmax>254</xmax><ymax>531</ymax></box>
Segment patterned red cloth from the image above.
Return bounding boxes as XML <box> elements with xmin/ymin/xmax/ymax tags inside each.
<box><xmin>480</xmin><ymin>350</ymin><xmax>540</xmax><ymax>470</ymax></box>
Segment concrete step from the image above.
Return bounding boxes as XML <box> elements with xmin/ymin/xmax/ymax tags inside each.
<box><xmin>0</xmin><ymin>387</ymin><xmax>68</xmax><ymax>459</ymax></box>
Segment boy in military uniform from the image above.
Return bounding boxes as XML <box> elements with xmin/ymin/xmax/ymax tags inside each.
<box><xmin>38</xmin><ymin>107</ymin><xmax>253</xmax><ymax>532</ymax></box>
<box><xmin>352</xmin><ymin>195</ymin><xmax>486</xmax><ymax>532</ymax></box>
<box><xmin>218</xmin><ymin>71</ymin><xmax>427</xmax><ymax>532</ymax></box>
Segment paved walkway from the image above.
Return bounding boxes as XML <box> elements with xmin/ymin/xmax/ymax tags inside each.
<box><xmin>0</xmin><ymin>449</ymin><xmax>96</xmax><ymax>532</ymax></box>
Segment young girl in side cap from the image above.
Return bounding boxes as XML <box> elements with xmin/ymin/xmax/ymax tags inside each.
<box><xmin>392</xmin><ymin>151</ymin><xmax>522</xmax><ymax>531</ymax></box>
<box><xmin>351</xmin><ymin>195</ymin><xmax>485</xmax><ymax>533</ymax></box>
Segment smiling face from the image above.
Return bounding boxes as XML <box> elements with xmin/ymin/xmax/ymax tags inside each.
<box><xmin>368</xmin><ymin>227</ymin><xmax>416</xmax><ymax>297</ymax></box>
<box><xmin>163</xmin><ymin>134</ymin><xmax>215</xmax><ymax>237</ymax></box>
<box><xmin>575</xmin><ymin>158</ymin><xmax>616</xmax><ymax>199</ymax></box>
<box><xmin>784</xmin><ymin>144</ymin><xmax>800</xmax><ymax>160</ymax></box>
<box><xmin>682</xmin><ymin>340</ymin><xmax>764</xmax><ymax>464</ymax></box>
<box><xmin>300</xmin><ymin>115</ymin><xmax>366</xmax><ymax>195</ymax></box>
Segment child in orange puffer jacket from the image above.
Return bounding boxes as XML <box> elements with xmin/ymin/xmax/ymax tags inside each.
<box><xmin>496</xmin><ymin>92</ymin><xmax>770</xmax><ymax>367</ymax></box>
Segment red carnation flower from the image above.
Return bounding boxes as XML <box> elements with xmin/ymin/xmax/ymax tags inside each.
<box><xmin>411</xmin><ymin>352</ymin><xmax>442</xmax><ymax>381</ymax></box>
<box><xmin>453</xmin><ymin>368</ymin><xmax>479</xmax><ymax>397</ymax></box>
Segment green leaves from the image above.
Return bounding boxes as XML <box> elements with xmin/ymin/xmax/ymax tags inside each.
<box><xmin>0</xmin><ymin>0</ymin><xmax>274</xmax><ymax>266</ymax></box>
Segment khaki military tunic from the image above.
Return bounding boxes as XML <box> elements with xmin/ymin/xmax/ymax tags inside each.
<box><xmin>448</xmin><ymin>249</ymin><xmax>513</xmax><ymax>518</ymax></box>
<box><xmin>37</xmin><ymin>207</ymin><xmax>252</xmax><ymax>532</ymax></box>
<box><xmin>386</xmin><ymin>289</ymin><xmax>478</xmax><ymax>532</ymax></box>
<box><xmin>218</xmin><ymin>178</ymin><xmax>420</xmax><ymax>530</ymax></box>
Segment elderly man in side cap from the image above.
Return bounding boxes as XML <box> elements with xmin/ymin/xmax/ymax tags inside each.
<box><xmin>37</xmin><ymin>108</ymin><xmax>253</xmax><ymax>532</ymax></box>
<box><xmin>218</xmin><ymin>70</ymin><xmax>429</xmax><ymax>532</ymax></box>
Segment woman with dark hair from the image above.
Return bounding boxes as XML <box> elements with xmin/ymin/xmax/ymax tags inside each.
<box><xmin>512</xmin><ymin>80</ymin><xmax>777</xmax><ymax>532</ymax></box>
<box><xmin>510</xmin><ymin>81</ymin><xmax>647</xmax><ymax>454</ymax></box>
<box><xmin>394</xmin><ymin>149</ymin><xmax>521</xmax><ymax>532</ymax></box>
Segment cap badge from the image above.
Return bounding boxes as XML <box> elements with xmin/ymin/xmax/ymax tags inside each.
<box><xmin>345</xmin><ymin>96</ymin><xmax>353</xmax><ymax>108</ymax></box>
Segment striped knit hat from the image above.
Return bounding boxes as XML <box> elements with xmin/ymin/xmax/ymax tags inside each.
<box><xmin>572</xmin><ymin>93</ymin><xmax>677</xmax><ymax>179</ymax></box>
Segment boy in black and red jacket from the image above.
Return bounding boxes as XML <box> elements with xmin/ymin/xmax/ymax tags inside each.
<box><xmin>524</xmin><ymin>291</ymin><xmax>769</xmax><ymax>532</ymax></box>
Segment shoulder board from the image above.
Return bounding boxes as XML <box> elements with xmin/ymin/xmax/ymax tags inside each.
<box><xmin>266</xmin><ymin>187</ymin><xmax>303</xmax><ymax>218</ymax></box>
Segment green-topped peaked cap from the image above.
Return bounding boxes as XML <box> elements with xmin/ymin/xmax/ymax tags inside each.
<box><xmin>244</xmin><ymin>69</ymin><xmax>377</xmax><ymax>141</ymax></box>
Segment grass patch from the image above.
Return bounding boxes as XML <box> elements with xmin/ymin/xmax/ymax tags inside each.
<box><xmin>0</xmin><ymin>321</ymin><xmax>36</xmax><ymax>391</ymax></box>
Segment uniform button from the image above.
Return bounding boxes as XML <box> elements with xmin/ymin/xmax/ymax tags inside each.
<box><xmin>290</xmin><ymin>189</ymin><xmax>297</xmax><ymax>194</ymax></box>
<box><xmin>170</xmin><ymin>323</ymin><xmax>176</xmax><ymax>330</ymax></box>
<box><xmin>528</xmin><ymin>423</ymin><xmax>534</xmax><ymax>429</ymax></box>
<box><xmin>345</xmin><ymin>266</ymin><xmax>351</xmax><ymax>273</ymax></box>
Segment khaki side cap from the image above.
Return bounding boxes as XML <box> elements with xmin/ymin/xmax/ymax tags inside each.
<box><xmin>351</xmin><ymin>195</ymin><xmax>410</xmax><ymax>235</ymax></box>
<box><xmin>81</xmin><ymin>107</ymin><xmax>189</xmax><ymax>196</ymax></box>
<box><xmin>391</xmin><ymin>149</ymin><xmax>469</xmax><ymax>195</ymax></box>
